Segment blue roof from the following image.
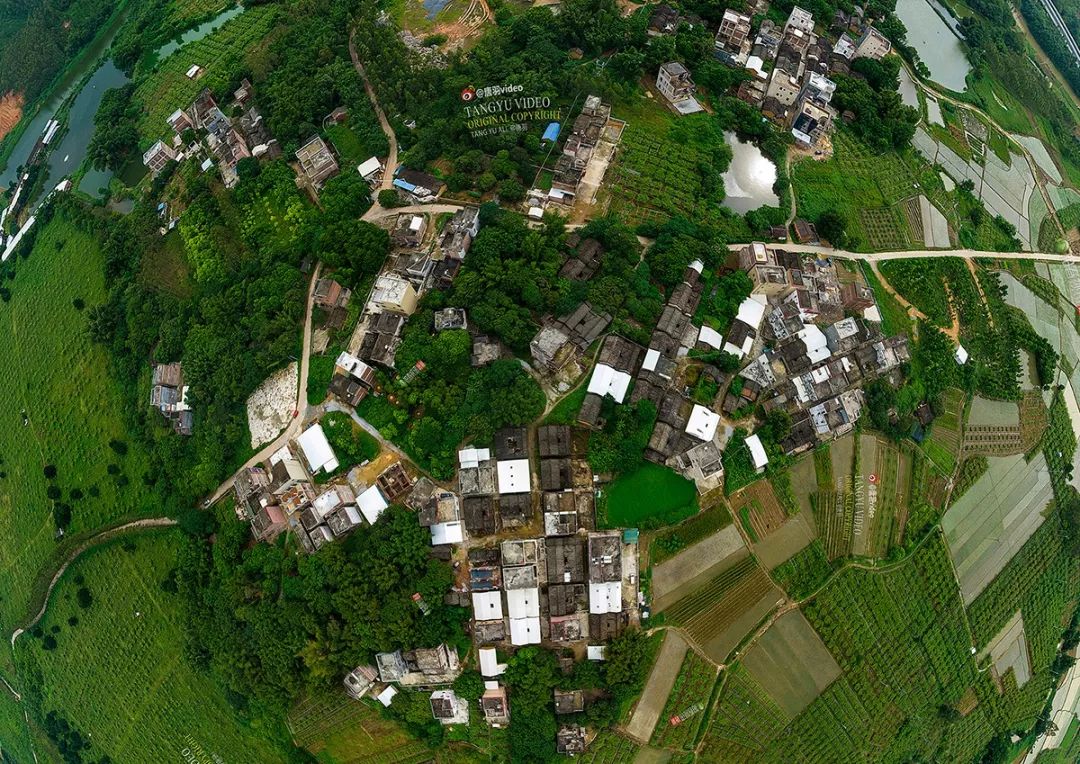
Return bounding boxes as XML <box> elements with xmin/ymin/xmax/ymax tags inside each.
<box><xmin>623</xmin><ymin>528</ymin><xmax>639</xmax><ymax>543</ymax></box>
<box><xmin>542</xmin><ymin>122</ymin><xmax>561</xmax><ymax>142</ymax></box>
<box><xmin>392</xmin><ymin>178</ymin><xmax>416</xmax><ymax>192</ymax></box>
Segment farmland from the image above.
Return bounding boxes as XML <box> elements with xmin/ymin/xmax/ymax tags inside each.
<box><xmin>288</xmin><ymin>689</ymin><xmax>431</xmax><ymax>763</ymax></box>
<box><xmin>647</xmin><ymin>501</ymin><xmax>732</xmax><ymax>566</ymax></box>
<box><xmin>942</xmin><ymin>451</ymin><xmax>1053</xmax><ymax>605</ymax></box>
<box><xmin>578</xmin><ymin>729</ymin><xmax>640</xmax><ymax>763</ymax></box>
<box><xmin>626</xmin><ymin>631</ymin><xmax>688</xmax><ymax>743</ymax></box>
<box><xmin>651</xmin><ymin>525</ymin><xmax>746</xmax><ymax>611</ymax></box>
<box><xmin>650</xmin><ymin>649</ymin><xmax>718</xmax><ymax>751</ymax></box>
<box><xmin>0</xmin><ymin>214</ymin><xmax>158</xmax><ymax>635</ymax></box>
<box><xmin>663</xmin><ymin>555</ymin><xmax>781</xmax><ymax>663</ymax></box>
<box><xmin>769</xmin><ymin>540</ymin><xmax>835</xmax><ymax>599</ymax></box>
<box><xmin>741</xmin><ymin>611</ymin><xmax>841</xmax><ymax>717</ymax></box>
<box><xmin>923</xmin><ymin>387</ymin><xmax>965</xmax><ymax>476</ymax></box>
<box><xmin>134</xmin><ymin>5</ymin><xmax>280</xmax><ymax>138</ymax></box>
<box><xmin>702</xmin><ymin>536</ymin><xmax>1011</xmax><ymax>762</ymax></box>
<box><xmin>730</xmin><ymin>480</ymin><xmax>787</xmax><ymax>542</ymax></box>
<box><xmin>15</xmin><ymin>532</ymin><xmax>289</xmax><ymax>763</ymax></box>
<box><xmin>604</xmin><ymin>462</ymin><xmax>698</xmax><ymax>528</ymax></box>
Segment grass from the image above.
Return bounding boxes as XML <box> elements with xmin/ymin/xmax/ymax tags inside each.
<box><xmin>0</xmin><ymin>215</ymin><xmax>158</xmax><ymax>635</ymax></box>
<box><xmin>739</xmin><ymin>504</ymin><xmax>760</xmax><ymax>543</ymax></box>
<box><xmin>543</xmin><ymin>379</ymin><xmax>588</xmax><ymax>425</ymax></box>
<box><xmin>14</xmin><ymin>531</ymin><xmax>289</xmax><ymax>763</ymax></box>
<box><xmin>319</xmin><ymin>411</ymin><xmax>380</xmax><ymax>482</ymax></box>
<box><xmin>860</xmin><ymin>262</ymin><xmax>912</xmax><ymax>338</ymax></box>
<box><xmin>604</xmin><ymin>462</ymin><xmax>698</xmax><ymax>528</ymax></box>
<box><xmin>288</xmin><ymin>688</ymin><xmax>431</xmax><ymax>763</ymax></box>
<box><xmin>307</xmin><ymin>346</ymin><xmax>340</xmax><ymax>406</ymax></box>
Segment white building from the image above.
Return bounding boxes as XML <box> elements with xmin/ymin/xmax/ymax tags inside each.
<box><xmin>855</xmin><ymin>27</ymin><xmax>891</xmax><ymax>60</ymax></box>
<box><xmin>587</xmin><ymin>363</ymin><xmax>633</xmax><ymax>403</ymax></box>
<box><xmin>685</xmin><ymin>404</ymin><xmax>721</xmax><ymax>442</ymax></box>
<box><xmin>297</xmin><ymin>423</ymin><xmax>339</xmax><ymax>474</ymax></box>
<box><xmin>357</xmin><ymin>485</ymin><xmax>389</xmax><ymax>524</ymax></box>
<box><xmin>472</xmin><ymin>590</ymin><xmax>505</xmax><ymax>621</ymax></box>
<box><xmin>588</xmin><ymin>581</ymin><xmax>622</xmax><ymax>614</ymax></box>
<box><xmin>497</xmin><ymin>459</ymin><xmax>531</xmax><ymax>494</ymax></box>
<box><xmin>746</xmin><ymin>433</ymin><xmax>769</xmax><ymax>472</ymax></box>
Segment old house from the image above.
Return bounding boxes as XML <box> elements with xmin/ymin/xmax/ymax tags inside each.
<box><xmin>430</xmin><ymin>690</ymin><xmax>470</xmax><ymax>725</ymax></box>
<box><xmin>142</xmin><ymin>141</ymin><xmax>176</xmax><ymax>175</ymax></box>
<box><xmin>855</xmin><ymin>26</ymin><xmax>891</xmax><ymax>59</ymax></box>
<box><xmin>481</xmin><ymin>686</ymin><xmax>510</xmax><ymax>725</ymax></box>
<box><xmin>295</xmin><ymin>135</ymin><xmax>339</xmax><ymax>189</ymax></box>
<box><xmin>314</xmin><ymin>278</ymin><xmax>352</xmax><ymax>311</ymax></box>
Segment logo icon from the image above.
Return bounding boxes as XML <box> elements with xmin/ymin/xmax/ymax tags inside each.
<box><xmin>461</xmin><ymin>86</ymin><xmax>476</xmax><ymax>102</ymax></box>
<box><xmin>868</xmin><ymin>473</ymin><xmax>878</xmax><ymax>484</ymax></box>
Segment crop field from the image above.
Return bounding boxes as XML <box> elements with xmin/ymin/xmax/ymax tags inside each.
<box><xmin>135</xmin><ymin>6</ymin><xmax>280</xmax><ymax>138</ymax></box>
<box><xmin>851</xmin><ymin>435</ymin><xmax>913</xmax><ymax>559</ymax></box>
<box><xmin>647</xmin><ymin>501</ymin><xmax>732</xmax><ymax>567</ymax></box>
<box><xmin>606</xmin><ymin>110</ymin><xmax>723</xmax><ymax>228</ymax></box>
<box><xmin>741</xmin><ymin>611</ymin><xmax>841</xmax><ymax>717</ymax></box>
<box><xmin>650</xmin><ymin>649</ymin><xmax>718</xmax><ymax>751</ymax></box>
<box><xmin>14</xmin><ymin>532</ymin><xmax>287</xmax><ymax>763</ymax></box>
<box><xmin>924</xmin><ymin>387</ymin><xmax>965</xmax><ymax>476</ymax></box>
<box><xmin>288</xmin><ymin>690</ymin><xmax>430</xmax><ymax>763</ymax></box>
<box><xmin>651</xmin><ymin>524</ymin><xmax>745</xmax><ymax>612</ymax></box>
<box><xmin>730</xmin><ymin>480</ymin><xmax>787</xmax><ymax>542</ymax></box>
<box><xmin>789</xmin><ymin>451</ymin><xmax>817</xmax><ymax>514</ymax></box>
<box><xmin>703</xmin><ymin>536</ymin><xmax>1007</xmax><ymax>762</ymax></box>
<box><xmin>578</xmin><ymin>729</ymin><xmax>640</xmax><ymax>763</ymax></box>
<box><xmin>168</xmin><ymin>0</ymin><xmax>231</xmax><ymax>25</ymax></box>
<box><xmin>961</xmin><ymin>395</ymin><xmax>1027</xmax><ymax>456</ymax></box>
<box><xmin>811</xmin><ymin>489</ymin><xmax>853</xmax><ymax>561</ymax></box>
<box><xmin>698</xmin><ymin>664</ymin><xmax>791</xmax><ymax>761</ymax></box>
<box><xmin>942</xmin><ymin>451</ymin><xmax>1053</xmax><ymax>605</ymax></box>
<box><xmin>0</xmin><ymin>215</ymin><xmax>157</xmax><ymax>635</ymax></box>
<box><xmin>769</xmin><ymin>539</ymin><xmax>834</xmax><ymax>599</ymax></box>
<box><xmin>626</xmin><ymin>631</ymin><xmax>688</xmax><ymax>743</ymax></box>
<box><xmin>663</xmin><ymin>556</ymin><xmax>780</xmax><ymax>663</ymax></box>
<box><xmin>792</xmin><ymin>132</ymin><xmax>921</xmax><ymax>251</ymax></box>
<box><xmin>751</xmin><ymin>511</ymin><xmax>816</xmax><ymax>571</ymax></box>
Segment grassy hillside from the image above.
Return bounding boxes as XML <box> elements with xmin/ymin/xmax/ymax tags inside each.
<box><xmin>14</xmin><ymin>531</ymin><xmax>288</xmax><ymax>763</ymax></box>
<box><xmin>0</xmin><ymin>214</ymin><xmax>158</xmax><ymax>635</ymax></box>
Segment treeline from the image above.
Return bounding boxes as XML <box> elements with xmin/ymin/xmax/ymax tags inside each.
<box><xmin>1019</xmin><ymin>0</ymin><xmax>1080</xmax><ymax>98</ymax></box>
<box><xmin>0</xmin><ymin>0</ymin><xmax>114</xmax><ymax>109</ymax></box>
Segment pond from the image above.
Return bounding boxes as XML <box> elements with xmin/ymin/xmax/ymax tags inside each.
<box><xmin>721</xmin><ymin>131</ymin><xmax>779</xmax><ymax>215</ymax></box>
<box><xmin>422</xmin><ymin>0</ymin><xmax>452</xmax><ymax>19</ymax></box>
<box><xmin>152</xmin><ymin>4</ymin><xmax>245</xmax><ymax>61</ymax></box>
<box><xmin>894</xmin><ymin>0</ymin><xmax>971</xmax><ymax>92</ymax></box>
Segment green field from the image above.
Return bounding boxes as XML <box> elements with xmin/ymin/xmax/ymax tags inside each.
<box><xmin>0</xmin><ymin>215</ymin><xmax>158</xmax><ymax>635</ymax></box>
<box><xmin>134</xmin><ymin>5</ymin><xmax>279</xmax><ymax>139</ymax></box>
<box><xmin>648</xmin><ymin>501</ymin><xmax>733</xmax><ymax>566</ymax></box>
<box><xmin>650</xmin><ymin>649</ymin><xmax>718</xmax><ymax>750</ymax></box>
<box><xmin>604</xmin><ymin>462</ymin><xmax>698</xmax><ymax>527</ymax></box>
<box><xmin>14</xmin><ymin>532</ymin><xmax>288</xmax><ymax>763</ymax></box>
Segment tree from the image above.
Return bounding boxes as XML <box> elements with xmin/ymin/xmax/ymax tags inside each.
<box><xmin>816</xmin><ymin>210</ymin><xmax>849</xmax><ymax>249</ymax></box>
<box><xmin>87</xmin><ymin>84</ymin><xmax>140</xmax><ymax>171</ymax></box>
<box><xmin>452</xmin><ymin>670</ymin><xmax>485</xmax><ymax>701</ymax></box>
<box><xmin>378</xmin><ymin>189</ymin><xmax>403</xmax><ymax>208</ymax></box>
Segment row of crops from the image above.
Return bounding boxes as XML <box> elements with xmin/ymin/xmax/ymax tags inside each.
<box><xmin>664</xmin><ymin>556</ymin><xmax>774</xmax><ymax>646</ymax></box>
<box><xmin>650</xmin><ymin>649</ymin><xmax>718</xmax><ymax>751</ymax></box>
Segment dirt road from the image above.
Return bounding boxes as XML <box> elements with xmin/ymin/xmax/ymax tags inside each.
<box><xmin>624</xmin><ymin>631</ymin><xmax>688</xmax><ymax>742</ymax></box>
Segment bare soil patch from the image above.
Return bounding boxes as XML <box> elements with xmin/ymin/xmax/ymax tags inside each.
<box><xmin>0</xmin><ymin>92</ymin><xmax>23</xmax><ymax>144</ymax></box>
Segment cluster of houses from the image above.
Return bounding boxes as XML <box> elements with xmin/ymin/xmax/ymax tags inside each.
<box><xmin>318</xmin><ymin>207</ymin><xmax>480</xmax><ymax>390</ymax></box>
<box><xmin>649</xmin><ymin>2</ymin><xmax>892</xmax><ymax>153</ymax></box>
<box><xmin>143</xmin><ymin>81</ymin><xmax>280</xmax><ymax>188</ymax></box>
<box><xmin>149</xmin><ymin>362</ymin><xmax>193</xmax><ymax>435</ymax></box>
<box><xmin>232</xmin><ymin>418</ymin><xmax>410</xmax><ymax>552</ymax></box>
<box><xmin>528</xmin><ymin>95</ymin><xmax>622</xmax><ymax>216</ymax></box>
<box><xmin>722</xmin><ymin>242</ymin><xmax>910</xmax><ymax>457</ymax></box>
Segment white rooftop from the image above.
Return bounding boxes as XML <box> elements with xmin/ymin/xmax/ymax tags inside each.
<box><xmin>589</xmin><ymin>581</ymin><xmax>622</xmax><ymax>614</ymax></box>
<box><xmin>357</xmin><ymin>485</ymin><xmax>389</xmax><ymax>525</ymax></box>
<box><xmin>587</xmin><ymin>363</ymin><xmax>633</xmax><ymax>403</ymax></box>
<box><xmin>377</xmin><ymin>686</ymin><xmax>398</xmax><ymax>707</ymax></box>
<box><xmin>686</xmin><ymin>404</ymin><xmax>720</xmax><ymax>442</ymax></box>
<box><xmin>497</xmin><ymin>459</ymin><xmax>531</xmax><ymax>494</ymax></box>
<box><xmin>643</xmin><ymin>348</ymin><xmax>661</xmax><ymax>371</ymax></box>
<box><xmin>736</xmin><ymin>295</ymin><xmax>768</xmax><ymax>331</ymax></box>
<box><xmin>746</xmin><ymin>433</ymin><xmax>769</xmax><ymax>470</ymax></box>
<box><xmin>798</xmin><ymin>324</ymin><xmax>831</xmax><ymax>365</ymax></box>
<box><xmin>472</xmin><ymin>590</ymin><xmax>504</xmax><ymax>621</ymax></box>
<box><xmin>955</xmin><ymin>344</ymin><xmax>969</xmax><ymax>364</ymax></box>
<box><xmin>478</xmin><ymin>647</ymin><xmax>506</xmax><ymax>677</ymax></box>
<box><xmin>506</xmin><ymin>587</ymin><xmax>540</xmax><ymax>619</ymax></box>
<box><xmin>357</xmin><ymin>156</ymin><xmax>382</xmax><ymax>178</ymax></box>
<box><xmin>297</xmin><ymin>423</ymin><xmax>339</xmax><ymax>474</ymax></box>
<box><xmin>336</xmin><ymin>350</ymin><xmax>373</xmax><ymax>380</ymax></box>
<box><xmin>587</xmin><ymin>645</ymin><xmax>606</xmax><ymax>661</ymax></box>
<box><xmin>431</xmin><ymin>520</ymin><xmax>464</xmax><ymax>545</ymax></box>
<box><xmin>459</xmin><ymin>446</ymin><xmax>491</xmax><ymax>469</ymax></box>
<box><xmin>698</xmin><ymin>326</ymin><xmax>724</xmax><ymax>350</ymax></box>
<box><xmin>313</xmin><ymin>489</ymin><xmax>344</xmax><ymax>517</ymax></box>
<box><xmin>509</xmin><ymin>616</ymin><xmax>542</xmax><ymax>645</ymax></box>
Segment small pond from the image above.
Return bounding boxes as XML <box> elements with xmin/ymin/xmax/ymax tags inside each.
<box><xmin>721</xmin><ymin>132</ymin><xmax>779</xmax><ymax>215</ymax></box>
<box><xmin>894</xmin><ymin>0</ymin><xmax>971</xmax><ymax>92</ymax></box>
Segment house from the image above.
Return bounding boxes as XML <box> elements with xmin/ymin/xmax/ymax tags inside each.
<box><xmin>472</xmin><ymin>589</ymin><xmax>504</xmax><ymax>621</ymax></box>
<box><xmin>394</xmin><ymin>214</ymin><xmax>427</xmax><ymax>248</ymax></box>
<box><xmin>648</xmin><ymin>4</ymin><xmax>679</xmax><ymax>35</ymax></box>
<box><xmin>295</xmin><ymin>135</ymin><xmax>339</xmax><ymax>189</ymax></box>
<box><xmin>394</xmin><ymin>167</ymin><xmax>445</xmax><ymax>202</ymax></box>
<box><xmin>376</xmin><ymin>686</ymin><xmax>398</xmax><ymax>707</ymax></box>
<box><xmin>840</xmin><ymin>281</ymin><xmax>875</xmax><ymax>311</ymax></box>
<box><xmin>167</xmin><ymin>109</ymin><xmax>192</xmax><ymax>134</ymax></box>
<box><xmin>370</xmin><ymin>275</ymin><xmax>418</xmax><ymax>315</ymax></box>
<box><xmin>554</xmin><ymin>689</ymin><xmax>585</xmax><ymax>714</ymax></box>
<box><xmin>557</xmin><ymin>726</ymin><xmax>587</xmax><ymax>755</ymax></box>
<box><xmin>314</xmin><ymin>278</ymin><xmax>352</xmax><ymax>310</ymax></box>
<box><xmin>472</xmin><ymin>335</ymin><xmax>501</xmax><ymax>366</ymax></box>
<box><xmin>185</xmin><ymin>64</ymin><xmax>204</xmax><ymax>79</ymax></box>
<box><xmin>746</xmin><ymin>433</ymin><xmax>769</xmax><ymax>472</ymax></box>
<box><xmin>439</xmin><ymin>207</ymin><xmax>480</xmax><ymax>260</ymax></box>
<box><xmin>251</xmin><ymin>504</ymin><xmax>287</xmax><ymax>541</ymax></box>
<box><xmin>431</xmin><ymin>520</ymin><xmax>465</xmax><ymax>546</ymax></box>
<box><xmin>430</xmin><ymin>690</ymin><xmax>470</xmax><ymax>725</ymax></box>
<box><xmin>547</xmin><ymin>536</ymin><xmax>586</xmax><ymax>584</ymax></box>
<box><xmin>343</xmin><ymin>665</ymin><xmax>377</xmax><ymax>700</ymax></box>
<box><xmin>356</xmin><ymin>485</ymin><xmax>389</xmax><ymax>525</ymax></box>
<box><xmin>142</xmin><ymin>141</ymin><xmax>176</xmax><ymax>175</ymax></box>
<box><xmin>855</xmin><ymin>26</ymin><xmax>891</xmax><ymax>60</ymax></box>
<box><xmin>685</xmin><ymin>404</ymin><xmax>720</xmax><ymax>442</ymax></box>
<box><xmin>464</xmin><ymin>496</ymin><xmax>499</xmax><ymax>536</ymax></box>
<box><xmin>531</xmin><ymin>325</ymin><xmax>576</xmax><ymax>373</ymax></box>
<box><xmin>538</xmin><ymin>425</ymin><xmax>572</xmax><ymax>458</ymax></box>
<box><xmin>297</xmin><ymin>423</ymin><xmax>339</xmax><ymax>474</ymax></box>
<box><xmin>358</xmin><ymin>156</ymin><xmax>384</xmax><ymax>186</ymax></box>
<box><xmin>478</xmin><ymin>647</ymin><xmax>507</xmax><ymax>677</ymax></box>
<box><xmin>376</xmin><ymin>462</ymin><xmax>413</xmax><ymax>501</ymax></box>
<box><xmin>497</xmin><ymin>459</ymin><xmax>531</xmax><ymax>495</ymax></box>
<box><xmin>656</xmin><ymin>62</ymin><xmax>699</xmax><ymax>109</ymax></box>
<box><xmin>481</xmin><ymin>685</ymin><xmax>510</xmax><ymax>725</ymax></box>
<box><xmin>715</xmin><ymin>9</ymin><xmax>752</xmax><ymax>61</ymax></box>
<box><xmin>792</xmin><ymin>218</ymin><xmax>818</xmax><ymax>243</ymax></box>
<box><xmin>434</xmin><ymin>307</ymin><xmax>467</xmax><ymax>331</ymax></box>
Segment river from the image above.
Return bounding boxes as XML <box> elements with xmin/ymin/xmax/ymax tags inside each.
<box><xmin>894</xmin><ymin>0</ymin><xmax>972</xmax><ymax>92</ymax></box>
<box><xmin>721</xmin><ymin>132</ymin><xmax>779</xmax><ymax>215</ymax></box>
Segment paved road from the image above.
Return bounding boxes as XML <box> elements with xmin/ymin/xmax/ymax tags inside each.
<box><xmin>206</xmin><ymin>263</ymin><xmax>321</xmax><ymax>506</ymax></box>
<box><xmin>11</xmin><ymin>517</ymin><xmax>179</xmax><ymax>646</ymax></box>
<box><xmin>727</xmin><ymin>241</ymin><xmax>1080</xmax><ymax>264</ymax></box>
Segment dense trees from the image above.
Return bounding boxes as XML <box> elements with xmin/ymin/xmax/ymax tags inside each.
<box><xmin>87</xmin><ymin>84</ymin><xmax>140</xmax><ymax>172</ymax></box>
<box><xmin>587</xmin><ymin>399</ymin><xmax>657</xmax><ymax>475</ymax></box>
